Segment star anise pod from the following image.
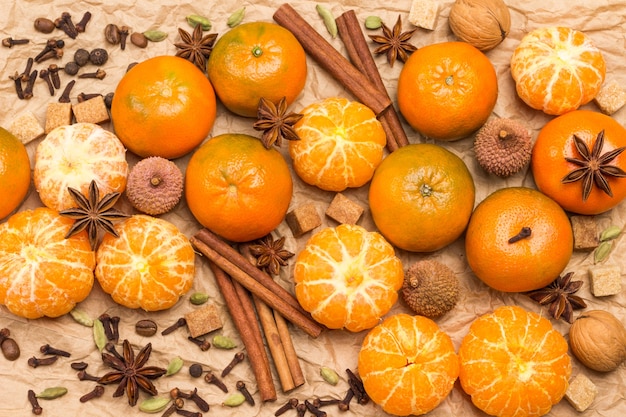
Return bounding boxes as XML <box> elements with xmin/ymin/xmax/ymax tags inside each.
<box><xmin>561</xmin><ymin>130</ymin><xmax>626</xmax><ymax>201</ymax></box>
<box><xmin>369</xmin><ymin>15</ymin><xmax>417</xmax><ymax>67</ymax></box>
<box><xmin>252</xmin><ymin>97</ymin><xmax>303</xmax><ymax>149</ymax></box>
<box><xmin>174</xmin><ymin>24</ymin><xmax>218</xmax><ymax>72</ymax></box>
<box><xmin>59</xmin><ymin>180</ymin><xmax>129</xmax><ymax>251</ymax></box>
<box><xmin>248</xmin><ymin>234</ymin><xmax>295</xmax><ymax>275</ymax></box>
<box><xmin>525</xmin><ymin>272</ymin><xmax>587</xmax><ymax>323</ymax></box>
<box><xmin>98</xmin><ymin>340</ymin><xmax>166</xmax><ymax>406</ymax></box>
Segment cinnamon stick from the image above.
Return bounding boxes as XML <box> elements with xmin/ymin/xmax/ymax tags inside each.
<box><xmin>207</xmin><ymin>261</ymin><xmax>277</xmax><ymax>402</ymax></box>
<box><xmin>336</xmin><ymin>10</ymin><xmax>410</xmax><ymax>151</ymax></box>
<box><xmin>190</xmin><ymin>234</ymin><xmax>324</xmax><ymax>338</ymax></box>
<box><xmin>273</xmin><ymin>3</ymin><xmax>392</xmax><ymax>117</ymax></box>
<box><xmin>274</xmin><ymin>310</ymin><xmax>306</xmax><ymax>388</ymax></box>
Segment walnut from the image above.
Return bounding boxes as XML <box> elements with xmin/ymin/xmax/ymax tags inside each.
<box><xmin>474</xmin><ymin>118</ymin><xmax>532</xmax><ymax>178</ymax></box>
<box><xmin>569</xmin><ymin>310</ymin><xmax>626</xmax><ymax>372</ymax></box>
<box><xmin>448</xmin><ymin>0</ymin><xmax>511</xmax><ymax>51</ymax></box>
<box><xmin>401</xmin><ymin>260</ymin><xmax>459</xmax><ymax>318</ymax></box>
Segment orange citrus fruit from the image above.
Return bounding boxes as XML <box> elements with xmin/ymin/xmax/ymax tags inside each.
<box><xmin>293</xmin><ymin>224</ymin><xmax>404</xmax><ymax>332</ymax></box>
<box><xmin>0</xmin><ymin>127</ymin><xmax>31</xmax><ymax>220</ymax></box>
<box><xmin>95</xmin><ymin>215</ymin><xmax>195</xmax><ymax>311</ymax></box>
<box><xmin>510</xmin><ymin>26</ymin><xmax>605</xmax><ymax>115</ymax></box>
<box><xmin>34</xmin><ymin>123</ymin><xmax>128</xmax><ymax>212</ymax></box>
<box><xmin>207</xmin><ymin>21</ymin><xmax>307</xmax><ymax>118</ymax></box>
<box><xmin>358</xmin><ymin>314</ymin><xmax>459</xmax><ymax>416</ymax></box>
<box><xmin>531</xmin><ymin>110</ymin><xmax>626</xmax><ymax>215</ymax></box>
<box><xmin>290</xmin><ymin>97</ymin><xmax>386</xmax><ymax>192</ymax></box>
<box><xmin>369</xmin><ymin>143</ymin><xmax>475</xmax><ymax>252</ymax></box>
<box><xmin>111</xmin><ymin>55</ymin><xmax>217</xmax><ymax>159</ymax></box>
<box><xmin>465</xmin><ymin>187</ymin><xmax>573</xmax><ymax>292</ymax></box>
<box><xmin>459</xmin><ymin>306</ymin><xmax>571</xmax><ymax>417</ymax></box>
<box><xmin>185</xmin><ymin>133</ymin><xmax>293</xmax><ymax>243</ymax></box>
<box><xmin>0</xmin><ymin>207</ymin><xmax>95</xmax><ymax>319</ymax></box>
<box><xmin>397</xmin><ymin>41</ymin><xmax>498</xmax><ymax>141</ymax></box>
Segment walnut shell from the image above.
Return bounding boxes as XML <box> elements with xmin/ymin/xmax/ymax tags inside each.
<box><xmin>449</xmin><ymin>0</ymin><xmax>511</xmax><ymax>51</ymax></box>
<box><xmin>569</xmin><ymin>310</ymin><xmax>626</xmax><ymax>372</ymax></box>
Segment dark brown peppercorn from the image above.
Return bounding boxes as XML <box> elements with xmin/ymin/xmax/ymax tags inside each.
<box><xmin>89</xmin><ymin>48</ymin><xmax>108</xmax><ymax>66</ymax></box>
<box><xmin>34</xmin><ymin>18</ymin><xmax>56</xmax><ymax>34</ymax></box>
<box><xmin>74</xmin><ymin>48</ymin><xmax>90</xmax><ymax>67</ymax></box>
<box><xmin>188</xmin><ymin>363</ymin><xmax>204</xmax><ymax>378</ymax></box>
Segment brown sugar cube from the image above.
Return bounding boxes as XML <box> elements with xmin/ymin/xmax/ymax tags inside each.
<box><xmin>593</xmin><ymin>80</ymin><xmax>626</xmax><ymax>115</ymax></box>
<box><xmin>408</xmin><ymin>0</ymin><xmax>439</xmax><ymax>30</ymax></box>
<box><xmin>570</xmin><ymin>215</ymin><xmax>599</xmax><ymax>251</ymax></box>
<box><xmin>9</xmin><ymin>111</ymin><xmax>44</xmax><ymax>144</ymax></box>
<box><xmin>325</xmin><ymin>193</ymin><xmax>364</xmax><ymax>225</ymax></box>
<box><xmin>589</xmin><ymin>264</ymin><xmax>621</xmax><ymax>297</ymax></box>
<box><xmin>185</xmin><ymin>302</ymin><xmax>223</xmax><ymax>338</ymax></box>
<box><xmin>44</xmin><ymin>102</ymin><xmax>73</xmax><ymax>133</ymax></box>
<box><xmin>72</xmin><ymin>95</ymin><xmax>110</xmax><ymax>124</ymax></box>
<box><xmin>565</xmin><ymin>373</ymin><xmax>597</xmax><ymax>412</ymax></box>
<box><xmin>285</xmin><ymin>203</ymin><xmax>321</xmax><ymax>237</ymax></box>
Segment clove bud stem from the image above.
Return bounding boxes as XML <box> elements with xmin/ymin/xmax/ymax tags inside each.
<box><xmin>40</xmin><ymin>344</ymin><xmax>71</xmax><ymax>357</ymax></box>
<box><xmin>221</xmin><ymin>351</ymin><xmax>245</xmax><ymax>377</ymax></box>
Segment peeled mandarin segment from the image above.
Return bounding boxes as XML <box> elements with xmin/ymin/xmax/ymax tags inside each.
<box><xmin>0</xmin><ymin>208</ymin><xmax>95</xmax><ymax>319</ymax></box>
<box><xmin>95</xmin><ymin>215</ymin><xmax>195</xmax><ymax>311</ymax></box>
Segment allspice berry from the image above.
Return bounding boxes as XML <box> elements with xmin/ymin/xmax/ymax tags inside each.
<box><xmin>89</xmin><ymin>48</ymin><xmax>109</xmax><ymax>66</ymax></box>
<box><xmin>401</xmin><ymin>260</ymin><xmax>460</xmax><ymax>318</ymax></box>
<box><xmin>474</xmin><ymin>118</ymin><xmax>532</xmax><ymax>178</ymax></box>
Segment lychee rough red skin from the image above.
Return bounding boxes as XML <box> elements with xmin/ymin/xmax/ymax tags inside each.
<box><xmin>474</xmin><ymin>118</ymin><xmax>532</xmax><ymax>178</ymax></box>
<box><xmin>126</xmin><ymin>156</ymin><xmax>183</xmax><ymax>215</ymax></box>
<box><xmin>401</xmin><ymin>259</ymin><xmax>460</xmax><ymax>319</ymax></box>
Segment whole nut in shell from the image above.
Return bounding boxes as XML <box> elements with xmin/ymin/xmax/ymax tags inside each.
<box><xmin>569</xmin><ymin>310</ymin><xmax>626</xmax><ymax>372</ymax></box>
<box><xmin>449</xmin><ymin>0</ymin><xmax>511</xmax><ymax>51</ymax></box>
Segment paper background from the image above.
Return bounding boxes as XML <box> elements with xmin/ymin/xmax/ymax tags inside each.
<box><xmin>0</xmin><ymin>0</ymin><xmax>625</xmax><ymax>416</ymax></box>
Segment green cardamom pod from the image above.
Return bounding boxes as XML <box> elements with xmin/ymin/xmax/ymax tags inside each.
<box><xmin>139</xmin><ymin>396</ymin><xmax>171</xmax><ymax>413</ymax></box>
<box><xmin>186</xmin><ymin>14</ymin><xmax>212</xmax><ymax>31</ymax></box>
<box><xmin>600</xmin><ymin>225</ymin><xmax>622</xmax><ymax>241</ymax></box>
<box><xmin>190</xmin><ymin>292</ymin><xmax>209</xmax><ymax>305</ymax></box>
<box><xmin>320</xmin><ymin>366</ymin><xmax>339</xmax><ymax>385</ymax></box>
<box><xmin>364</xmin><ymin>16</ymin><xmax>383</xmax><ymax>30</ymax></box>
<box><xmin>92</xmin><ymin>318</ymin><xmax>107</xmax><ymax>352</ymax></box>
<box><xmin>69</xmin><ymin>308</ymin><xmax>93</xmax><ymax>327</ymax></box>
<box><xmin>165</xmin><ymin>356</ymin><xmax>184</xmax><ymax>376</ymax></box>
<box><xmin>143</xmin><ymin>30</ymin><xmax>168</xmax><ymax>42</ymax></box>
<box><xmin>36</xmin><ymin>387</ymin><xmax>68</xmax><ymax>400</ymax></box>
<box><xmin>227</xmin><ymin>7</ymin><xmax>246</xmax><ymax>28</ymax></box>
<box><xmin>316</xmin><ymin>4</ymin><xmax>338</xmax><ymax>38</ymax></box>
<box><xmin>222</xmin><ymin>392</ymin><xmax>246</xmax><ymax>407</ymax></box>
<box><xmin>212</xmin><ymin>334</ymin><xmax>237</xmax><ymax>349</ymax></box>
<box><xmin>594</xmin><ymin>240</ymin><xmax>612</xmax><ymax>263</ymax></box>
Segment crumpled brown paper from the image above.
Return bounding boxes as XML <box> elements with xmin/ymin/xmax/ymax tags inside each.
<box><xmin>0</xmin><ymin>1</ymin><xmax>625</xmax><ymax>416</ymax></box>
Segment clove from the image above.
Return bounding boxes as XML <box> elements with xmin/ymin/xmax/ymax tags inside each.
<box><xmin>98</xmin><ymin>314</ymin><xmax>115</xmax><ymax>341</ymax></box>
<box><xmin>305</xmin><ymin>399</ymin><xmax>327</xmax><ymax>417</ymax></box>
<box><xmin>173</xmin><ymin>388</ymin><xmax>209</xmax><ymax>412</ymax></box>
<box><xmin>346</xmin><ymin>368</ymin><xmax>369</xmax><ymax>405</ymax></box>
<box><xmin>2</xmin><ymin>37</ymin><xmax>29</xmax><ymax>48</ymax></box>
<box><xmin>312</xmin><ymin>398</ymin><xmax>340</xmax><ymax>408</ymax></box>
<box><xmin>58</xmin><ymin>79</ymin><xmax>75</xmax><ymax>103</ymax></box>
<box><xmin>119</xmin><ymin>25</ymin><xmax>130</xmax><ymax>50</ymax></box>
<box><xmin>77</xmin><ymin>92</ymin><xmax>102</xmax><ymax>103</ymax></box>
<box><xmin>187</xmin><ymin>336</ymin><xmax>211</xmax><ymax>352</ymax></box>
<box><xmin>236</xmin><ymin>381</ymin><xmax>254</xmax><ymax>406</ymax></box>
<box><xmin>75</xmin><ymin>11</ymin><xmax>92</xmax><ymax>33</ymax></box>
<box><xmin>19</xmin><ymin>57</ymin><xmax>34</xmax><ymax>82</ymax></box>
<box><xmin>274</xmin><ymin>398</ymin><xmax>298</xmax><ymax>416</ymax></box>
<box><xmin>9</xmin><ymin>72</ymin><xmax>24</xmax><ymax>99</ymax></box>
<box><xmin>162</xmin><ymin>317</ymin><xmax>186</xmax><ymax>335</ymax></box>
<box><xmin>28</xmin><ymin>389</ymin><xmax>43</xmax><ymax>415</ymax></box>
<box><xmin>77</xmin><ymin>370</ymin><xmax>100</xmax><ymax>382</ymax></box>
<box><xmin>204</xmin><ymin>371</ymin><xmax>228</xmax><ymax>393</ymax></box>
<box><xmin>47</xmin><ymin>64</ymin><xmax>61</xmax><ymax>89</ymax></box>
<box><xmin>39</xmin><ymin>69</ymin><xmax>55</xmax><ymax>96</ymax></box>
<box><xmin>35</xmin><ymin>39</ymin><xmax>63</xmax><ymax>63</ymax></box>
<box><xmin>110</xmin><ymin>316</ymin><xmax>120</xmax><ymax>343</ymax></box>
<box><xmin>79</xmin><ymin>385</ymin><xmax>104</xmax><ymax>402</ymax></box>
<box><xmin>40</xmin><ymin>344</ymin><xmax>70</xmax><ymax>357</ymax></box>
<box><xmin>56</xmin><ymin>12</ymin><xmax>78</xmax><ymax>39</ymax></box>
<box><xmin>104</xmin><ymin>342</ymin><xmax>124</xmax><ymax>362</ymax></box>
<box><xmin>78</xmin><ymin>68</ymin><xmax>106</xmax><ymax>80</ymax></box>
<box><xmin>296</xmin><ymin>403</ymin><xmax>307</xmax><ymax>417</ymax></box>
<box><xmin>338</xmin><ymin>388</ymin><xmax>354</xmax><ymax>412</ymax></box>
<box><xmin>221</xmin><ymin>351</ymin><xmax>245</xmax><ymax>377</ymax></box>
<box><xmin>28</xmin><ymin>355</ymin><xmax>58</xmax><ymax>368</ymax></box>
<box><xmin>22</xmin><ymin>69</ymin><xmax>38</xmax><ymax>99</ymax></box>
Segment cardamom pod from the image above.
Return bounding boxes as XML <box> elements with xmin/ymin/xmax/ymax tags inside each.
<box><xmin>212</xmin><ymin>334</ymin><xmax>237</xmax><ymax>349</ymax></box>
<box><xmin>594</xmin><ymin>240</ymin><xmax>612</xmax><ymax>263</ymax></box>
<box><xmin>600</xmin><ymin>225</ymin><xmax>622</xmax><ymax>242</ymax></box>
<box><xmin>320</xmin><ymin>366</ymin><xmax>339</xmax><ymax>385</ymax></box>
<box><xmin>92</xmin><ymin>318</ymin><xmax>107</xmax><ymax>352</ymax></box>
<box><xmin>143</xmin><ymin>30</ymin><xmax>168</xmax><ymax>42</ymax></box>
<box><xmin>364</xmin><ymin>16</ymin><xmax>383</xmax><ymax>30</ymax></box>
<box><xmin>186</xmin><ymin>14</ymin><xmax>212</xmax><ymax>31</ymax></box>
<box><xmin>165</xmin><ymin>356</ymin><xmax>184</xmax><ymax>376</ymax></box>
<box><xmin>222</xmin><ymin>392</ymin><xmax>246</xmax><ymax>407</ymax></box>
<box><xmin>190</xmin><ymin>292</ymin><xmax>209</xmax><ymax>305</ymax></box>
<box><xmin>316</xmin><ymin>4</ymin><xmax>337</xmax><ymax>38</ymax></box>
<box><xmin>36</xmin><ymin>387</ymin><xmax>68</xmax><ymax>400</ymax></box>
<box><xmin>139</xmin><ymin>396</ymin><xmax>171</xmax><ymax>413</ymax></box>
<box><xmin>227</xmin><ymin>7</ymin><xmax>246</xmax><ymax>28</ymax></box>
<box><xmin>69</xmin><ymin>308</ymin><xmax>93</xmax><ymax>327</ymax></box>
